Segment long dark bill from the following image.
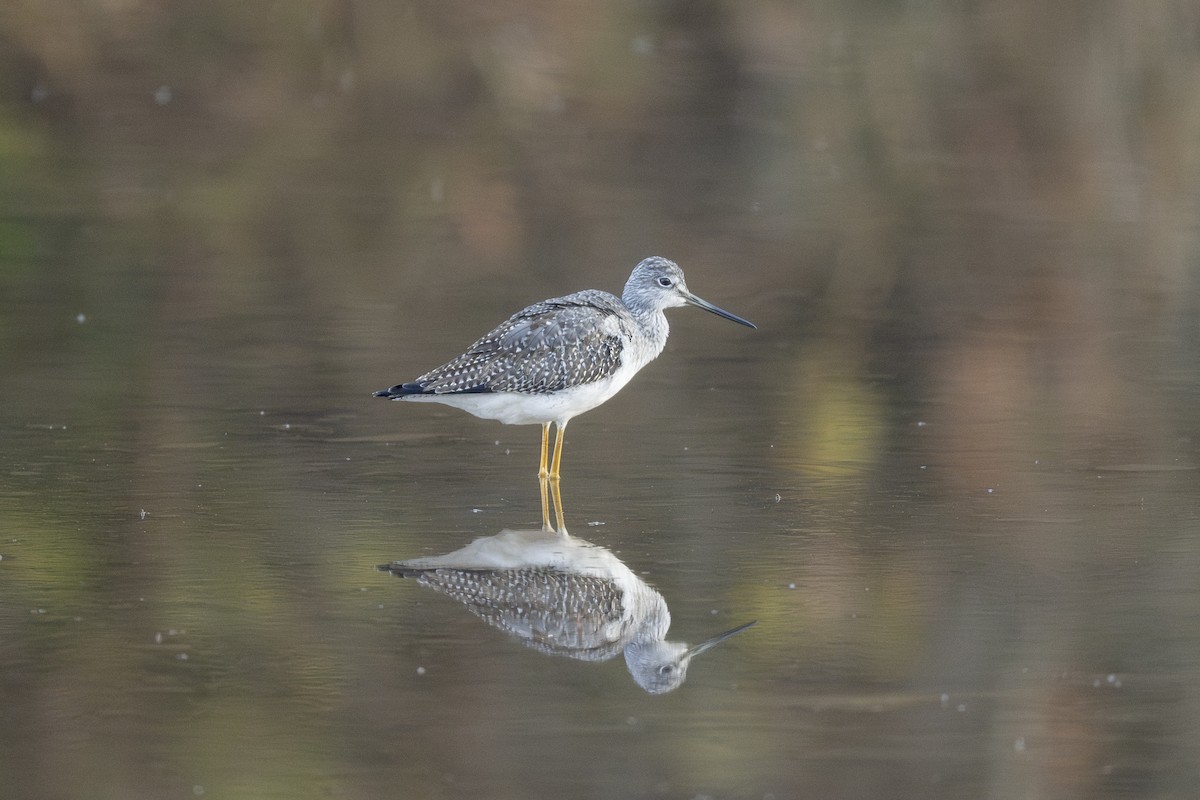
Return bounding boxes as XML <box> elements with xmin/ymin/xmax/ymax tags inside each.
<box><xmin>685</xmin><ymin>293</ymin><xmax>757</xmax><ymax>329</ymax></box>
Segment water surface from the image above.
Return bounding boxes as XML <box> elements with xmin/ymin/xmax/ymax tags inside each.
<box><xmin>3</xmin><ymin>3</ymin><xmax>1200</xmax><ymax>799</ymax></box>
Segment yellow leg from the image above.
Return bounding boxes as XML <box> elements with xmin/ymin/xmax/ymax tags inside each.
<box><xmin>539</xmin><ymin>422</ymin><xmax>552</xmax><ymax>531</ymax></box>
<box><xmin>538</xmin><ymin>422</ymin><xmax>550</xmax><ymax>479</ymax></box>
<box><xmin>549</xmin><ymin>421</ymin><xmax>568</xmax><ymax>533</ymax></box>
<box><xmin>550</xmin><ymin>420</ymin><xmax>567</xmax><ymax>479</ymax></box>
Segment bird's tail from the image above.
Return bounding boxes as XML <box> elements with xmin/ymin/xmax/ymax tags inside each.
<box><xmin>377</xmin><ymin>562</ymin><xmax>429</xmax><ymax>576</ymax></box>
<box><xmin>372</xmin><ymin>382</ymin><xmax>429</xmax><ymax>398</ymax></box>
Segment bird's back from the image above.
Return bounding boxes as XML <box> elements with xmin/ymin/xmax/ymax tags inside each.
<box><xmin>397</xmin><ymin>565</ymin><xmax>634</xmax><ymax>661</ymax></box>
<box><xmin>410</xmin><ymin>289</ymin><xmax>635</xmax><ymax>395</ymax></box>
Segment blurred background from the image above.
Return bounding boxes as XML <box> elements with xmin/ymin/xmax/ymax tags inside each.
<box><xmin>2</xmin><ymin>2</ymin><xmax>1199</xmax><ymax>798</ymax></box>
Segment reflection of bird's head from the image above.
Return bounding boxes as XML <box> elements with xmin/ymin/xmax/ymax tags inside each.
<box><xmin>624</xmin><ymin>621</ymin><xmax>757</xmax><ymax>695</ymax></box>
<box><xmin>625</xmin><ymin>641</ymin><xmax>692</xmax><ymax>695</ymax></box>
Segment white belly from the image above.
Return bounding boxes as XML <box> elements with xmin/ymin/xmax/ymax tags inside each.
<box><xmin>401</xmin><ymin>360</ymin><xmax>643</xmax><ymax>425</ymax></box>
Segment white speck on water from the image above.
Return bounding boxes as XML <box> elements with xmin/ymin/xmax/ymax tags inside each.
<box><xmin>282</xmin><ymin>423</ymin><xmax>290</xmax><ymax>430</ymax></box>
<box><xmin>587</xmin><ymin>520</ymin><xmax>605</xmax><ymax>526</ymax></box>
<box><xmin>626</xmin><ymin>716</ymin><xmax>638</xmax><ymax>726</ymax></box>
<box><xmin>416</xmin><ymin>666</ymin><xmax>426</xmax><ymax>676</ymax></box>
<box><xmin>773</xmin><ymin>493</ymin><xmax>782</xmax><ymax>503</ymax></box>
<box><xmin>710</xmin><ymin>609</ymin><xmax>719</xmax><ymax>615</ymax></box>
<box><xmin>192</xmin><ymin>785</ymin><xmax>205</xmax><ymax>796</ymax></box>
<box><xmin>176</xmin><ymin>652</ymin><xmax>189</xmax><ymax>661</ymax></box>
<box><xmin>939</xmin><ymin>693</ymin><xmax>950</xmax><ymax>709</ymax></box>
<box><xmin>494</xmin><ymin>440</ymin><xmax>500</xmax><ymax>446</ymax></box>
<box><xmin>957</xmin><ymin>703</ymin><xmax>967</xmax><ymax>712</ymax></box>
<box><xmin>1014</xmin><ymin>736</ymin><xmax>1026</xmax><ymax>752</ymax></box>
<box><xmin>139</xmin><ymin>509</ymin><xmax>147</xmax><ymax>520</ymax></box>
<box><xmin>787</xmin><ymin>582</ymin><xmax>796</xmax><ymax>589</ymax></box>
<box><xmin>916</xmin><ymin>420</ymin><xmax>927</xmax><ymax>427</ymax></box>
<box><xmin>920</xmin><ymin>465</ymin><xmax>927</xmax><ymax>469</ymax></box>
<box><xmin>75</xmin><ymin>313</ymin><xmax>86</xmax><ymax>324</ymax></box>
<box><xmin>472</xmin><ymin>508</ymin><xmax>482</xmax><ymax>514</ymax></box>
<box><xmin>154</xmin><ymin>632</ymin><xmax>163</xmax><ymax>644</ymax></box>
<box><xmin>154</xmin><ymin>85</ymin><xmax>172</xmax><ymax>105</ymax></box>
<box><xmin>987</xmin><ymin>488</ymin><xmax>994</xmax><ymax>493</ymax></box>
<box><xmin>505</xmin><ymin>449</ymin><xmax>510</xmax><ymax>456</ymax></box>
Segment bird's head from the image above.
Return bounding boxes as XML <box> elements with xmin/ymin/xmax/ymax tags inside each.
<box><xmin>624</xmin><ymin>257</ymin><xmax>756</xmax><ymax>328</ymax></box>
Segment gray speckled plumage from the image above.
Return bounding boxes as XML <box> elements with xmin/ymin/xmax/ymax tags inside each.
<box><xmin>407</xmin><ymin>290</ymin><xmax>629</xmax><ymax>395</ymax></box>
<box><xmin>394</xmin><ymin>565</ymin><xmax>634</xmax><ymax>661</ymax></box>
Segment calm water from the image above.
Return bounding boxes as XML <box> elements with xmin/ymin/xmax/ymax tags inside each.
<box><xmin>3</xmin><ymin>3</ymin><xmax>1200</xmax><ymax>799</ymax></box>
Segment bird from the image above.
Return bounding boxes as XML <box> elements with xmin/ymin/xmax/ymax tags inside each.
<box><xmin>379</xmin><ymin>527</ymin><xmax>757</xmax><ymax>693</ymax></box>
<box><xmin>374</xmin><ymin>257</ymin><xmax>756</xmax><ymax>529</ymax></box>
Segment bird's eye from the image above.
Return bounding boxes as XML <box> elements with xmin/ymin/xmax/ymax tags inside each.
<box><xmin>657</xmin><ymin>276</ymin><xmax>673</xmax><ymax>288</ymax></box>
<box><xmin>659</xmin><ymin>664</ymin><xmax>675</xmax><ymax>675</ymax></box>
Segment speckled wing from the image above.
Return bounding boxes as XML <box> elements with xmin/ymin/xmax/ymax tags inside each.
<box><xmin>401</xmin><ymin>566</ymin><xmax>632</xmax><ymax>661</ymax></box>
<box><xmin>412</xmin><ymin>290</ymin><xmax>628</xmax><ymax>395</ymax></box>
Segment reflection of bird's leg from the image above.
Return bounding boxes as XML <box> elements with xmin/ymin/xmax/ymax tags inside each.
<box><xmin>539</xmin><ymin>422</ymin><xmax>552</xmax><ymax>531</ymax></box>
<box><xmin>550</xmin><ymin>421</ymin><xmax>568</xmax><ymax>533</ymax></box>
<box><xmin>550</xmin><ymin>472</ymin><xmax>566</xmax><ymax>533</ymax></box>
<box><xmin>540</xmin><ymin>474</ymin><xmax>553</xmax><ymax>531</ymax></box>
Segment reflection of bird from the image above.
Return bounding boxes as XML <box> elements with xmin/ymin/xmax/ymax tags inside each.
<box><xmin>373</xmin><ymin>257</ymin><xmax>755</xmax><ymax>530</ymax></box>
<box><xmin>380</xmin><ymin>528</ymin><xmax>755</xmax><ymax>694</ymax></box>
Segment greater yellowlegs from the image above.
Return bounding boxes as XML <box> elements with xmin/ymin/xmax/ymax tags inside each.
<box><xmin>379</xmin><ymin>527</ymin><xmax>756</xmax><ymax>693</ymax></box>
<box><xmin>374</xmin><ymin>257</ymin><xmax>756</xmax><ymax>530</ymax></box>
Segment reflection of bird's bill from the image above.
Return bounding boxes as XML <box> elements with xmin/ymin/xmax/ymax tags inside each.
<box><xmin>687</xmin><ymin>619</ymin><xmax>758</xmax><ymax>659</ymax></box>
<box><xmin>684</xmin><ymin>293</ymin><xmax>757</xmax><ymax>329</ymax></box>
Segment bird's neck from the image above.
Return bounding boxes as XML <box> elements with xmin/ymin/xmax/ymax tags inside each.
<box><xmin>631</xmin><ymin>308</ymin><xmax>670</xmax><ymax>360</ymax></box>
<box><xmin>629</xmin><ymin>586</ymin><xmax>671</xmax><ymax>643</ymax></box>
